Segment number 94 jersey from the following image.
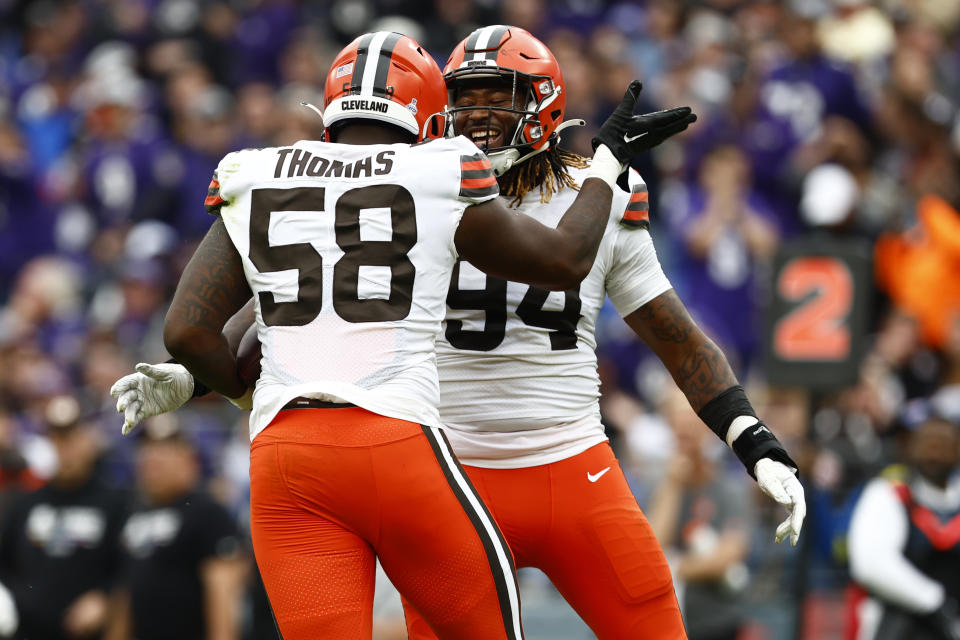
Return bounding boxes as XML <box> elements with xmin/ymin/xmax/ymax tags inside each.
<box><xmin>211</xmin><ymin>136</ymin><xmax>499</xmax><ymax>441</ymax></box>
<box><xmin>436</xmin><ymin>166</ymin><xmax>672</xmax><ymax>468</ymax></box>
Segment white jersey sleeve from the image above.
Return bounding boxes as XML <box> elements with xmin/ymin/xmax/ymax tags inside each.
<box><xmin>446</xmin><ymin>135</ymin><xmax>499</xmax><ymax>258</ymax></box>
<box><xmin>214</xmin><ymin>138</ymin><xmax>481</xmax><ymax>441</ymax></box>
<box><xmin>605</xmin><ymin>173</ymin><xmax>672</xmax><ymax>316</ymax></box>
<box><xmin>436</xmin><ymin>163</ymin><xmax>673</xmax><ymax>468</ymax></box>
<box><xmin>450</xmin><ymin>135</ymin><xmax>500</xmax><ymax>206</ymax></box>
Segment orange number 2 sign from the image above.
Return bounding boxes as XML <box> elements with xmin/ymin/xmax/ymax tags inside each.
<box><xmin>773</xmin><ymin>257</ymin><xmax>853</xmax><ymax>361</ymax></box>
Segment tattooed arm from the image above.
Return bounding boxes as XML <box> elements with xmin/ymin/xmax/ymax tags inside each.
<box><xmin>623</xmin><ymin>289</ymin><xmax>738</xmax><ymax>412</ymax></box>
<box><xmin>627</xmin><ymin>288</ymin><xmax>807</xmax><ymax>545</ymax></box>
<box><xmin>163</xmin><ymin>217</ymin><xmax>252</xmax><ymax>399</ymax></box>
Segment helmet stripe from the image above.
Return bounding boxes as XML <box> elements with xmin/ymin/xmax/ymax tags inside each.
<box><xmin>350</xmin><ymin>33</ymin><xmax>376</xmax><ymax>95</ymax></box>
<box><xmin>463</xmin><ymin>28</ymin><xmax>484</xmax><ymax>57</ymax></box>
<box><xmin>358</xmin><ymin>31</ymin><xmax>390</xmax><ymax>96</ymax></box>
<box><xmin>353</xmin><ymin>31</ymin><xmax>403</xmax><ymax>98</ymax></box>
<box><xmin>470</xmin><ymin>25</ymin><xmax>508</xmax><ymax>62</ymax></box>
<box><xmin>480</xmin><ymin>25</ymin><xmax>509</xmax><ymax>61</ymax></box>
<box><xmin>372</xmin><ymin>32</ymin><xmax>403</xmax><ymax>98</ymax></box>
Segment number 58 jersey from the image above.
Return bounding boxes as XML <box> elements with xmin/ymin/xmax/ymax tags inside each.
<box><xmin>211</xmin><ymin>136</ymin><xmax>499</xmax><ymax>441</ymax></box>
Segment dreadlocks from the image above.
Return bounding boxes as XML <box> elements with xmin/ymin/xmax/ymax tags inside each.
<box><xmin>498</xmin><ymin>145</ymin><xmax>590</xmax><ymax>207</ymax></box>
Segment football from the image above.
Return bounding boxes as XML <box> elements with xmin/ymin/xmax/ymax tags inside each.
<box><xmin>236</xmin><ymin>323</ymin><xmax>262</xmax><ymax>388</ymax></box>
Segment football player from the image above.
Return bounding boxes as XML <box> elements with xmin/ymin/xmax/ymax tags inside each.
<box><xmin>148</xmin><ymin>31</ymin><xmax>690</xmax><ymax>640</ymax></box>
<box><xmin>415</xmin><ymin>26</ymin><xmax>805</xmax><ymax>640</ymax></box>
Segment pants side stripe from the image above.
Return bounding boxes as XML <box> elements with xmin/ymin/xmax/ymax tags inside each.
<box><xmin>421</xmin><ymin>425</ymin><xmax>523</xmax><ymax>640</ymax></box>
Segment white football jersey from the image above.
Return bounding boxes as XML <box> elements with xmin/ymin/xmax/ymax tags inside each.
<box><xmin>212</xmin><ymin>136</ymin><xmax>500</xmax><ymax>440</ymax></box>
<box><xmin>436</xmin><ymin>165</ymin><xmax>672</xmax><ymax>468</ymax></box>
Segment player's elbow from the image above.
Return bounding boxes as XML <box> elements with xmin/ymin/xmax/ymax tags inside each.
<box><xmin>543</xmin><ymin>257</ymin><xmax>592</xmax><ymax>290</ymax></box>
<box><xmin>163</xmin><ymin>319</ymin><xmax>210</xmax><ymax>365</ymax></box>
<box><xmin>540</xmin><ymin>231</ymin><xmax>600</xmax><ymax>289</ymax></box>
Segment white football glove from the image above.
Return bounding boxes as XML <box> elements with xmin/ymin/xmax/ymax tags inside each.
<box><xmin>109</xmin><ymin>363</ymin><xmax>194</xmax><ymax>436</ymax></box>
<box><xmin>754</xmin><ymin>457</ymin><xmax>806</xmax><ymax>546</ymax></box>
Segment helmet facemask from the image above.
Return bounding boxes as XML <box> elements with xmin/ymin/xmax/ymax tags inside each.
<box><xmin>444</xmin><ymin>69</ymin><xmax>561</xmax><ymax>176</ymax></box>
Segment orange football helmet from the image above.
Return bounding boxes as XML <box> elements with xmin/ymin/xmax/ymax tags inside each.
<box><xmin>323</xmin><ymin>32</ymin><xmax>447</xmax><ymax>142</ymax></box>
<box><xmin>444</xmin><ymin>25</ymin><xmax>582</xmax><ymax>175</ymax></box>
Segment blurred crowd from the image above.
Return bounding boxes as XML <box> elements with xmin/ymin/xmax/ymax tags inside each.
<box><xmin>1</xmin><ymin>0</ymin><xmax>960</xmax><ymax>638</ymax></box>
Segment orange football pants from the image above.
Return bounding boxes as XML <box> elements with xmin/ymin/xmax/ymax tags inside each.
<box><xmin>249</xmin><ymin>407</ymin><xmax>524</xmax><ymax>640</ymax></box>
<box><xmin>404</xmin><ymin>442</ymin><xmax>686</xmax><ymax>640</ymax></box>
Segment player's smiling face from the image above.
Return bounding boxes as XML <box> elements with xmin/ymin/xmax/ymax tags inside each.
<box><xmin>451</xmin><ymin>80</ymin><xmax>525</xmax><ymax>150</ymax></box>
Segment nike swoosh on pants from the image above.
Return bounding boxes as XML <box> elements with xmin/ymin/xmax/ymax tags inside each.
<box><xmin>587</xmin><ymin>467</ymin><xmax>611</xmax><ymax>483</ymax></box>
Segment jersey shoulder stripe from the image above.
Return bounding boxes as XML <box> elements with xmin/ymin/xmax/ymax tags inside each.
<box><xmin>621</xmin><ymin>182</ymin><xmax>649</xmax><ymax>229</ymax></box>
<box><xmin>460</xmin><ymin>153</ymin><xmax>498</xmax><ymax>199</ymax></box>
<box><xmin>204</xmin><ymin>172</ymin><xmax>226</xmax><ymax>215</ymax></box>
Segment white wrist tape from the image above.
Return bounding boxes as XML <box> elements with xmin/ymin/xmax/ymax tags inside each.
<box><xmin>586</xmin><ymin>144</ymin><xmax>625</xmax><ymax>190</ymax></box>
<box><xmin>726</xmin><ymin>415</ymin><xmax>760</xmax><ymax>448</ymax></box>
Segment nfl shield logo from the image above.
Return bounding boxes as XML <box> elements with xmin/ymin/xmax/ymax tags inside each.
<box><xmin>335</xmin><ymin>62</ymin><xmax>354</xmax><ymax>79</ymax></box>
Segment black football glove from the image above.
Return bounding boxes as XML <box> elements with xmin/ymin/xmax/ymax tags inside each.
<box><xmin>592</xmin><ymin>80</ymin><xmax>697</xmax><ymax>166</ymax></box>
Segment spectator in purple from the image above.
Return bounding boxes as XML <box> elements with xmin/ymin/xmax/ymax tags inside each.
<box><xmin>679</xmin><ymin>61</ymin><xmax>802</xmax><ymax>232</ymax></box>
<box><xmin>0</xmin><ymin>123</ymin><xmax>57</xmax><ymax>300</ymax></box>
<box><xmin>750</xmin><ymin>1</ymin><xmax>873</xmax><ymax>226</ymax></box>
<box><xmin>74</xmin><ymin>49</ymin><xmax>182</xmax><ymax>229</ymax></box>
<box><xmin>761</xmin><ymin>3</ymin><xmax>872</xmax><ymax>144</ymax></box>
<box><xmin>667</xmin><ymin>145</ymin><xmax>779</xmax><ymax>372</ymax></box>
<box><xmin>169</xmin><ymin>85</ymin><xmax>237</xmax><ymax>238</ymax></box>
<box><xmin>225</xmin><ymin>0</ymin><xmax>300</xmax><ymax>85</ymax></box>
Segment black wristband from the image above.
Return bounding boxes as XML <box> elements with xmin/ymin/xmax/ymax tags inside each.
<box><xmin>730</xmin><ymin>421</ymin><xmax>798</xmax><ymax>480</ymax></box>
<box><xmin>165</xmin><ymin>357</ymin><xmax>211</xmax><ymax>398</ymax></box>
<box><xmin>696</xmin><ymin>385</ymin><xmax>756</xmax><ymax>441</ymax></box>
<box><xmin>698</xmin><ymin>386</ymin><xmax>797</xmax><ymax>479</ymax></box>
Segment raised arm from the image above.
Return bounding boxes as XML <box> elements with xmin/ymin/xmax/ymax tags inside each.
<box><xmin>455</xmin><ymin>176</ymin><xmax>613</xmax><ymax>290</ymax></box>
